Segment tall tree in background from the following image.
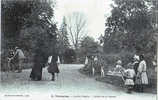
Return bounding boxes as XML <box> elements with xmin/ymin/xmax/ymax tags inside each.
<box><xmin>57</xmin><ymin>16</ymin><xmax>70</xmax><ymax>63</ymax></box>
<box><xmin>66</xmin><ymin>12</ymin><xmax>88</xmax><ymax>50</ymax></box>
<box><xmin>147</xmin><ymin>0</ymin><xmax>158</xmax><ymax>29</ymax></box>
<box><xmin>148</xmin><ymin>0</ymin><xmax>158</xmax><ymax>62</ymax></box>
<box><xmin>103</xmin><ymin>0</ymin><xmax>156</xmax><ymax>55</ymax></box>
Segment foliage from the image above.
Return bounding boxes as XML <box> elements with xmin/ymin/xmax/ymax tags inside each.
<box><xmin>1</xmin><ymin>0</ymin><xmax>58</xmax><ymax>70</ymax></box>
<box><xmin>64</xmin><ymin>48</ymin><xmax>76</xmax><ymax>64</ymax></box>
<box><xmin>57</xmin><ymin>16</ymin><xmax>70</xmax><ymax>63</ymax></box>
<box><xmin>66</xmin><ymin>12</ymin><xmax>88</xmax><ymax>50</ymax></box>
<box><xmin>103</xmin><ymin>0</ymin><xmax>156</xmax><ymax>55</ymax></box>
<box><xmin>80</xmin><ymin>36</ymin><xmax>100</xmax><ymax>56</ymax></box>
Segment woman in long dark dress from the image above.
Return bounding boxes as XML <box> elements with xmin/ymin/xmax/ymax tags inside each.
<box><xmin>47</xmin><ymin>55</ymin><xmax>59</xmax><ymax>81</ymax></box>
<box><xmin>30</xmin><ymin>50</ymin><xmax>47</xmax><ymax>81</ymax></box>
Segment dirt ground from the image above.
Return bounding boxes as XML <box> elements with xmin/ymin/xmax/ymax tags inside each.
<box><xmin>79</xmin><ymin>67</ymin><xmax>157</xmax><ymax>94</ymax></box>
<box><xmin>0</xmin><ymin>64</ymin><xmax>157</xmax><ymax>100</ymax></box>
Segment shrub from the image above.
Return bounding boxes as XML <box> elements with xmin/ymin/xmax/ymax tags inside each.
<box><xmin>1</xmin><ymin>52</ymin><xmax>8</xmax><ymax>71</ymax></box>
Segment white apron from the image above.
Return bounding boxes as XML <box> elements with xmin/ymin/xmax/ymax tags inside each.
<box><xmin>138</xmin><ymin>60</ymin><xmax>148</xmax><ymax>85</ymax></box>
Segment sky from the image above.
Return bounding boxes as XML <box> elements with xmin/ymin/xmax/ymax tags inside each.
<box><xmin>54</xmin><ymin>0</ymin><xmax>113</xmax><ymax>41</ymax></box>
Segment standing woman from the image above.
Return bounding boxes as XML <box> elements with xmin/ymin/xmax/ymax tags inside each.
<box><xmin>47</xmin><ymin>55</ymin><xmax>60</xmax><ymax>81</ymax></box>
<box><xmin>84</xmin><ymin>56</ymin><xmax>88</xmax><ymax>66</ymax></box>
<box><xmin>133</xmin><ymin>55</ymin><xmax>140</xmax><ymax>91</ymax></box>
<box><xmin>137</xmin><ymin>54</ymin><xmax>149</xmax><ymax>92</ymax></box>
<box><xmin>133</xmin><ymin>55</ymin><xmax>140</xmax><ymax>75</ymax></box>
<box><xmin>30</xmin><ymin>49</ymin><xmax>47</xmax><ymax>81</ymax></box>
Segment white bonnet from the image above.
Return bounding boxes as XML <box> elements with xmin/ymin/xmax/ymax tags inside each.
<box><xmin>117</xmin><ymin>60</ymin><xmax>122</xmax><ymax>64</ymax></box>
<box><xmin>133</xmin><ymin>54</ymin><xmax>140</xmax><ymax>61</ymax></box>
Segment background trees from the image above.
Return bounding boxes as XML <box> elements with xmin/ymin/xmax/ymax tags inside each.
<box><xmin>66</xmin><ymin>12</ymin><xmax>88</xmax><ymax>50</ymax></box>
<box><xmin>80</xmin><ymin>36</ymin><xmax>100</xmax><ymax>57</ymax></box>
<box><xmin>57</xmin><ymin>16</ymin><xmax>70</xmax><ymax>63</ymax></box>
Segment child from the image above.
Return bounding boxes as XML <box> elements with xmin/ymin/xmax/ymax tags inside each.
<box><xmin>7</xmin><ymin>49</ymin><xmax>15</xmax><ymax>72</ymax></box>
<box><xmin>85</xmin><ymin>56</ymin><xmax>88</xmax><ymax>66</ymax></box>
<box><xmin>114</xmin><ymin>60</ymin><xmax>123</xmax><ymax>72</ymax></box>
<box><xmin>124</xmin><ymin>64</ymin><xmax>135</xmax><ymax>93</ymax></box>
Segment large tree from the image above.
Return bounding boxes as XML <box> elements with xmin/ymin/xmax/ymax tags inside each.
<box><xmin>103</xmin><ymin>0</ymin><xmax>156</xmax><ymax>54</ymax></box>
<box><xmin>147</xmin><ymin>0</ymin><xmax>158</xmax><ymax>29</ymax></box>
<box><xmin>66</xmin><ymin>12</ymin><xmax>88</xmax><ymax>50</ymax></box>
<box><xmin>2</xmin><ymin>0</ymin><xmax>58</xmax><ymax>71</ymax></box>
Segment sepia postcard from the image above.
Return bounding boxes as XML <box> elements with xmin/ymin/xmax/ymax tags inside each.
<box><xmin>0</xmin><ymin>0</ymin><xmax>157</xmax><ymax>100</ymax></box>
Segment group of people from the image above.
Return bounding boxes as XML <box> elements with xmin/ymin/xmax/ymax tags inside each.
<box><xmin>7</xmin><ymin>46</ymin><xmax>25</xmax><ymax>73</ymax></box>
<box><xmin>115</xmin><ymin>54</ymin><xmax>148</xmax><ymax>93</ymax></box>
<box><xmin>8</xmin><ymin>46</ymin><xmax>60</xmax><ymax>81</ymax></box>
<box><xmin>84</xmin><ymin>55</ymin><xmax>101</xmax><ymax>75</ymax></box>
<box><xmin>30</xmin><ymin>55</ymin><xmax>60</xmax><ymax>81</ymax></box>
<box><xmin>7</xmin><ymin>46</ymin><xmax>149</xmax><ymax>91</ymax></box>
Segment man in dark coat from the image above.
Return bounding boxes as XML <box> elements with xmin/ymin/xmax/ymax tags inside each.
<box><xmin>47</xmin><ymin>55</ymin><xmax>60</xmax><ymax>81</ymax></box>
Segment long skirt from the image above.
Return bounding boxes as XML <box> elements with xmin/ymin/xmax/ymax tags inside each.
<box><xmin>141</xmin><ymin>72</ymin><xmax>148</xmax><ymax>85</ymax></box>
<box><xmin>30</xmin><ymin>64</ymin><xmax>43</xmax><ymax>80</ymax></box>
<box><xmin>30</xmin><ymin>55</ymin><xmax>46</xmax><ymax>81</ymax></box>
<box><xmin>125</xmin><ymin>79</ymin><xmax>134</xmax><ymax>85</ymax></box>
<box><xmin>47</xmin><ymin>63</ymin><xmax>59</xmax><ymax>73</ymax></box>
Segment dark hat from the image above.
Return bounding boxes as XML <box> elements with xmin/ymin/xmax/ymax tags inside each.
<box><xmin>139</xmin><ymin>54</ymin><xmax>145</xmax><ymax>60</ymax></box>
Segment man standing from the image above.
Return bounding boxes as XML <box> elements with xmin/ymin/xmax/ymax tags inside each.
<box><xmin>12</xmin><ymin>46</ymin><xmax>25</xmax><ymax>73</ymax></box>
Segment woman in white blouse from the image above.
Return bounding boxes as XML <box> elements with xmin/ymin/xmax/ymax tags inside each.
<box><xmin>137</xmin><ymin>54</ymin><xmax>148</xmax><ymax>92</ymax></box>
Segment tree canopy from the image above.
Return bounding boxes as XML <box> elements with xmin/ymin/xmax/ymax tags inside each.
<box><xmin>2</xmin><ymin>0</ymin><xmax>58</xmax><ymax>65</ymax></box>
<box><xmin>57</xmin><ymin>16</ymin><xmax>70</xmax><ymax>54</ymax></box>
<box><xmin>80</xmin><ymin>36</ymin><xmax>100</xmax><ymax>56</ymax></box>
<box><xmin>66</xmin><ymin>12</ymin><xmax>88</xmax><ymax>50</ymax></box>
<box><xmin>103</xmin><ymin>0</ymin><xmax>156</xmax><ymax>55</ymax></box>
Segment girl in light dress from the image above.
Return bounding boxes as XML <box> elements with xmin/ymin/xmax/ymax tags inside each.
<box><xmin>124</xmin><ymin>63</ymin><xmax>135</xmax><ymax>93</ymax></box>
<box><xmin>114</xmin><ymin>60</ymin><xmax>124</xmax><ymax>73</ymax></box>
<box><xmin>85</xmin><ymin>56</ymin><xmax>88</xmax><ymax>66</ymax></box>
